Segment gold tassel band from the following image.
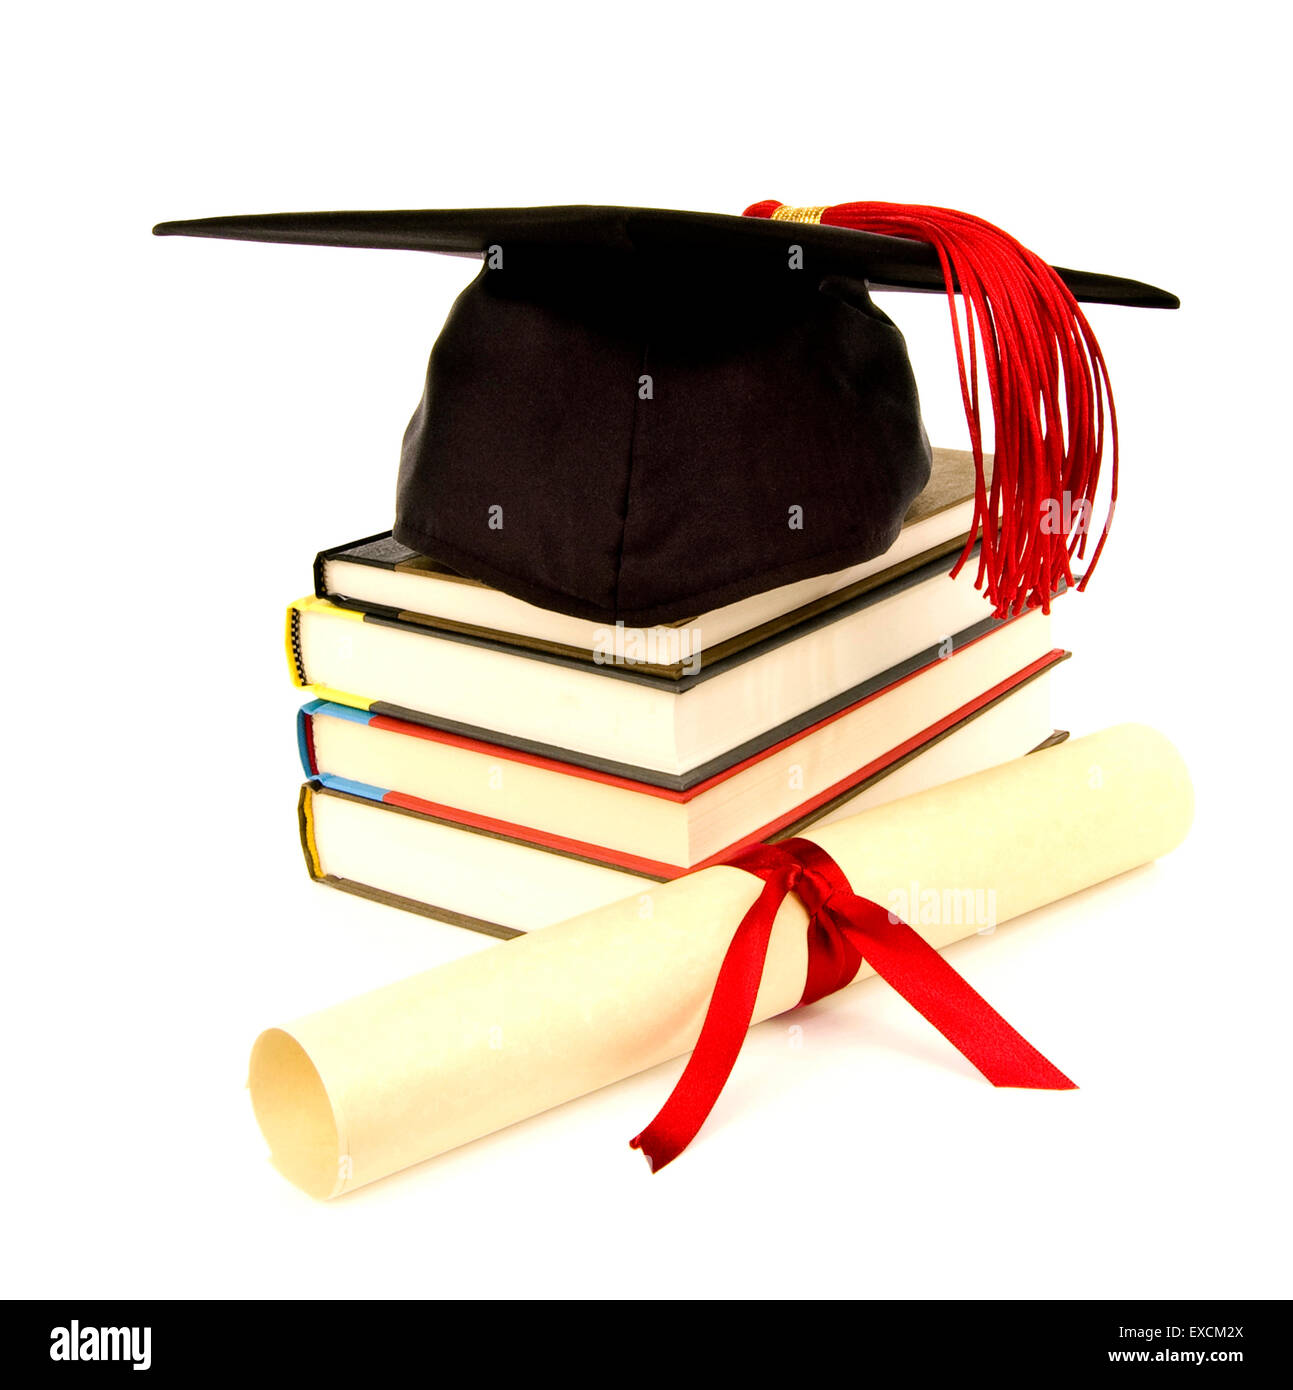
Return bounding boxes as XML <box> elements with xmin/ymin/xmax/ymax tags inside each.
<box><xmin>770</xmin><ymin>205</ymin><xmax>828</xmax><ymax>224</ymax></box>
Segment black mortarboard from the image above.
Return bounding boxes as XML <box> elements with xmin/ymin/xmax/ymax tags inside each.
<box><xmin>154</xmin><ymin>203</ymin><xmax>1177</xmax><ymax>625</ymax></box>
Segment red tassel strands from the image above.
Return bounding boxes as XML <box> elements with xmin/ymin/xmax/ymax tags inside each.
<box><xmin>744</xmin><ymin>201</ymin><xmax>1118</xmax><ymax>618</ymax></box>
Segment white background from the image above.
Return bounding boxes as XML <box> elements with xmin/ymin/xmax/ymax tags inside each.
<box><xmin>3</xmin><ymin>1</ymin><xmax>1289</xmax><ymax>1300</ymax></box>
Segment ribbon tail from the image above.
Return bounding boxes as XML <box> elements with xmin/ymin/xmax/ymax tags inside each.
<box><xmin>838</xmin><ymin>894</ymin><xmax>1076</xmax><ymax>1091</ymax></box>
<box><xmin>630</xmin><ymin>874</ymin><xmax>788</xmax><ymax>1172</ymax></box>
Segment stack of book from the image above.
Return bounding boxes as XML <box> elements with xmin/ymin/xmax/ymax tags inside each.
<box><xmin>288</xmin><ymin>449</ymin><xmax>1068</xmax><ymax>939</ymax></box>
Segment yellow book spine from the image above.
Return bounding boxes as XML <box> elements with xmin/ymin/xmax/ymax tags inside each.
<box><xmin>285</xmin><ymin>596</ymin><xmax>372</xmax><ymax>708</ymax></box>
<box><xmin>297</xmin><ymin>783</ymin><xmax>322</xmax><ymax>880</ymax></box>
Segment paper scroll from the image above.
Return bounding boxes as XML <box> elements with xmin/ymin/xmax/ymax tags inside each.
<box><xmin>249</xmin><ymin>723</ymin><xmax>1192</xmax><ymax>1197</ymax></box>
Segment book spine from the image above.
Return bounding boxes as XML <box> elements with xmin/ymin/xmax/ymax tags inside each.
<box><xmin>297</xmin><ymin>783</ymin><xmax>322</xmax><ymax>881</ymax></box>
<box><xmin>285</xmin><ymin>602</ymin><xmax>381</xmax><ymax>711</ymax></box>
<box><xmin>299</xmin><ymin>782</ymin><xmax>527</xmax><ymax>940</ymax></box>
<box><xmin>297</xmin><ymin>705</ymin><xmax>319</xmax><ymax>776</ymax></box>
<box><xmin>285</xmin><ymin>601</ymin><xmax>309</xmax><ymax>687</ymax></box>
<box><xmin>313</xmin><ymin>531</ymin><xmax>397</xmax><ymax>602</ymax></box>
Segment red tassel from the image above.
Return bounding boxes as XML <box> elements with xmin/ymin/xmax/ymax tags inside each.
<box><xmin>744</xmin><ymin>201</ymin><xmax>1118</xmax><ymax>617</ymax></box>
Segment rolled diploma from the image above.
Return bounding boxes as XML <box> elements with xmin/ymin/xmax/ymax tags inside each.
<box><xmin>250</xmin><ymin>723</ymin><xmax>1192</xmax><ymax>1197</ymax></box>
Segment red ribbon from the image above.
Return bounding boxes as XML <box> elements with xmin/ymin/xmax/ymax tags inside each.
<box><xmin>631</xmin><ymin>838</ymin><xmax>1075</xmax><ymax>1172</ymax></box>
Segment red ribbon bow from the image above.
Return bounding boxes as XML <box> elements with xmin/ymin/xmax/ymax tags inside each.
<box><xmin>631</xmin><ymin>838</ymin><xmax>1075</xmax><ymax>1172</ymax></box>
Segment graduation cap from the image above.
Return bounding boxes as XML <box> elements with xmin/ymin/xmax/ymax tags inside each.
<box><xmin>154</xmin><ymin>202</ymin><xmax>1177</xmax><ymax>626</ymax></box>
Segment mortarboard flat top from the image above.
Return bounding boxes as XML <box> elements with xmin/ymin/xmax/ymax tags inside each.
<box><xmin>154</xmin><ymin>205</ymin><xmax>1179</xmax><ymax>309</ymax></box>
